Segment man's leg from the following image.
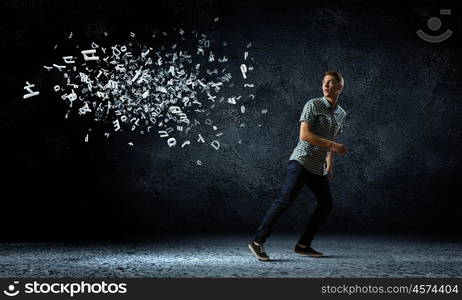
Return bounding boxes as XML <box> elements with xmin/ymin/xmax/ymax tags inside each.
<box><xmin>297</xmin><ymin>172</ymin><xmax>333</xmax><ymax>247</ymax></box>
<box><xmin>253</xmin><ymin>160</ymin><xmax>307</xmax><ymax>245</ymax></box>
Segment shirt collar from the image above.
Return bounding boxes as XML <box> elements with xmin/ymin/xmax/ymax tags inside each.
<box><xmin>322</xmin><ymin>96</ymin><xmax>340</xmax><ymax>112</ymax></box>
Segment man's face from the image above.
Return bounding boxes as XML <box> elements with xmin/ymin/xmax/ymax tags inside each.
<box><xmin>322</xmin><ymin>75</ymin><xmax>343</xmax><ymax>98</ymax></box>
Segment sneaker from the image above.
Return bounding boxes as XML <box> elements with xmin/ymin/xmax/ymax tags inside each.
<box><xmin>294</xmin><ymin>244</ymin><xmax>323</xmax><ymax>257</ymax></box>
<box><xmin>248</xmin><ymin>241</ymin><xmax>271</xmax><ymax>261</ymax></box>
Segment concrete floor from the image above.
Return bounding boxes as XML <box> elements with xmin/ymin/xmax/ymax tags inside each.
<box><xmin>0</xmin><ymin>233</ymin><xmax>461</xmax><ymax>278</ymax></box>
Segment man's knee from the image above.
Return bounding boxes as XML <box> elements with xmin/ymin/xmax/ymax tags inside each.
<box><xmin>277</xmin><ymin>191</ymin><xmax>296</xmax><ymax>209</ymax></box>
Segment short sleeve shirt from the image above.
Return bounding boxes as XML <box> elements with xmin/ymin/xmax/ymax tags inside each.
<box><xmin>289</xmin><ymin>96</ymin><xmax>347</xmax><ymax>176</ymax></box>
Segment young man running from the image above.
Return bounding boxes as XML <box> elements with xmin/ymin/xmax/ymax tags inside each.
<box><xmin>249</xmin><ymin>71</ymin><xmax>348</xmax><ymax>261</ymax></box>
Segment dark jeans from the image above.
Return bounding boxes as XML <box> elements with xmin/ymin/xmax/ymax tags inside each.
<box><xmin>254</xmin><ymin>160</ymin><xmax>333</xmax><ymax>246</ymax></box>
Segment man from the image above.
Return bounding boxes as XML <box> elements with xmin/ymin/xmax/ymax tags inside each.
<box><xmin>249</xmin><ymin>71</ymin><xmax>348</xmax><ymax>261</ymax></box>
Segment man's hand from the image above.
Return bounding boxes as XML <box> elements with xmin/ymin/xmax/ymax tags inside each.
<box><xmin>330</xmin><ymin>142</ymin><xmax>348</xmax><ymax>155</ymax></box>
<box><xmin>326</xmin><ymin>165</ymin><xmax>334</xmax><ymax>181</ymax></box>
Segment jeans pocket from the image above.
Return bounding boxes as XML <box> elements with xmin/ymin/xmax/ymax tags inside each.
<box><xmin>288</xmin><ymin>160</ymin><xmax>300</xmax><ymax>169</ymax></box>
<box><xmin>287</xmin><ymin>160</ymin><xmax>304</xmax><ymax>177</ymax></box>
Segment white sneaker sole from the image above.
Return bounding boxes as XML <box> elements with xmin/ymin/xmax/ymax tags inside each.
<box><xmin>248</xmin><ymin>244</ymin><xmax>271</xmax><ymax>261</ymax></box>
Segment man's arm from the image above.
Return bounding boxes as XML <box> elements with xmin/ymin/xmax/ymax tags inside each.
<box><xmin>326</xmin><ymin>149</ymin><xmax>333</xmax><ymax>169</ymax></box>
<box><xmin>299</xmin><ymin>122</ymin><xmax>347</xmax><ymax>154</ymax></box>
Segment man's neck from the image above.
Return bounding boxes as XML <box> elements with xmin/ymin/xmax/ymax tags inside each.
<box><xmin>325</xmin><ymin>95</ymin><xmax>339</xmax><ymax>109</ymax></box>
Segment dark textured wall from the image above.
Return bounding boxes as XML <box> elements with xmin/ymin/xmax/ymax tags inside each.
<box><xmin>1</xmin><ymin>0</ymin><xmax>461</xmax><ymax>240</ymax></box>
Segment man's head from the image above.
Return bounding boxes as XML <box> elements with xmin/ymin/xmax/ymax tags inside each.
<box><xmin>322</xmin><ymin>71</ymin><xmax>344</xmax><ymax>99</ymax></box>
